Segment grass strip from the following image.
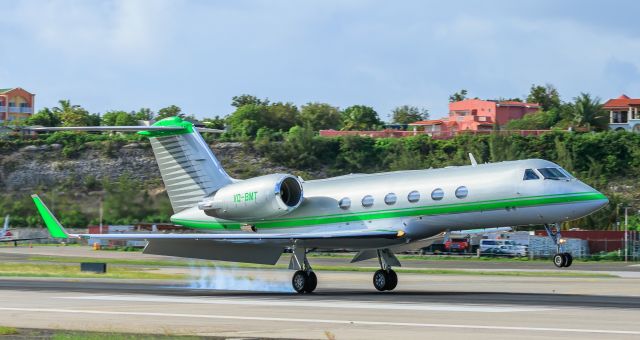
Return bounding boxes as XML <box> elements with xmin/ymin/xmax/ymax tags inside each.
<box><xmin>0</xmin><ymin>263</ymin><xmax>183</xmax><ymax>280</ymax></box>
<box><xmin>0</xmin><ymin>326</ymin><xmax>18</xmax><ymax>335</ymax></box>
<box><xmin>19</xmin><ymin>257</ymin><xmax>615</xmax><ymax>278</ymax></box>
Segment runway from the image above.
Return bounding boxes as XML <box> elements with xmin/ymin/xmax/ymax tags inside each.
<box><xmin>1</xmin><ymin>270</ymin><xmax>639</xmax><ymax>339</ymax></box>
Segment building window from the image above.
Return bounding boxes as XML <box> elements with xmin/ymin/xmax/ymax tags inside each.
<box><xmin>361</xmin><ymin>195</ymin><xmax>374</xmax><ymax>207</ymax></box>
<box><xmin>384</xmin><ymin>193</ymin><xmax>397</xmax><ymax>205</ymax></box>
<box><xmin>431</xmin><ymin>188</ymin><xmax>444</xmax><ymax>200</ymax></box>
<box><xmin>523</xmin><ymin>169</ymin><xmax>539</xmax><ymax>180</ymax></box>
<box><xmin>338</xmin><ymin>197</ymin><xmax>351</xmax><ymax>210</ymax></box>
<box><xmin>455</xmin><ymin>186</ymin><xmax>468</xmax><ymax>199</ymax></box>
<box><xmin>407</xmin><ymin>191</ymin><xmax>420</xmax><ymax>203</ymax></box>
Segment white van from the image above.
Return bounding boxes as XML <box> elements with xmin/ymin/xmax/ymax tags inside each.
<box><xmin>480</xmin><ymin>239</ymin><xmax>527</xmax><ymax>256</ymax></box>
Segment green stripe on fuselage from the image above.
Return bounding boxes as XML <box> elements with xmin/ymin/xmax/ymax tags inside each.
<box><xmin>171</xmin><ymin>192</ymin><xmax>606</xmax><ymax>230</ymax></box>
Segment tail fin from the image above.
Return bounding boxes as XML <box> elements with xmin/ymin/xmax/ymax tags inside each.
<box><xmin>138</xmin><ymin>117</ymin><xmax>233</xmax><ymax>212</ymax></box>
<box><xmin>2</xmin><ymin>215</ymin><xmax>8</xmax><ymax>233</ymax></box>
<box><xmin>31</xmin><ymin>195</ymin><xmax>70</xmax><ymax>239</ymax></box>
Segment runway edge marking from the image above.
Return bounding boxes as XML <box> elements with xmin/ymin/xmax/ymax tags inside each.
<box><xmin>0</xmin><ymin>307</ymin><xmax>638</xmax><ymax>335</ymax></box>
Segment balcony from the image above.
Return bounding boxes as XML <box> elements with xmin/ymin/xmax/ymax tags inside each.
<box><xmin>8</xmin><ymin>107</ymin><xmax>32</xmax><ymax>114</ymax></box>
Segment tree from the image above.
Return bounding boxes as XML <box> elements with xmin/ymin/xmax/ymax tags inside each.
<box><xmin>102</xmin><ymin>111</ymin><xmax>137</xmax><ymax>126</ymax></box>
<box><xmin>231</xmin><ymin>94</ymin><xmax>269</xmax><ymax>108</ymax></box>
<box><xmin>341</xmin><ymin>105</ymin><xmax>382</xmax><ymax>131</ymax></box>
<box><xmin>26</xmin><ymin>107</ymin><xmax>61</xmax><ymax>127</ymax></box>
<box><xmin>157</xmin><ymin>105</ymin><xmax>183</xmax><ymax>120</ymax></box>
<box><xmin>134</xmin><ymin>108</ymin><xmax>154</xmax><ymax>121</ymax></box>
<box><xmin>391</xmin><ymin>105</ymin><xmax>429</xmax><ymax>124</ymax></box>
<box><xmin>527</xmin><ymin>84</ymin><xmax>561</xmax><ymax>111</ymax></box>
<box><xmin>267</xmin><ymin>102</ymin><xmax>301</xmax><ymax>131</ymax></box>
<box><xmin>449</xmin><ymin>89</ymin><xmax>468</xmax><ymax>102</ymax></box>
<box><xmin>300</xmin><ymin>102</ymin><xmax>342</xmax><ymax>130</ymax></box>
<box><xmin>572</xmin><ymin>93</ymin><xmax>608</xmax><ymax>131</ymax></box>
<box><xmin>53</xmin><ymin>100</ymin><xmax>95</xmax><ymax>126</ymax></box>
<box><xmin>202</xmin><ymin>116</ymin><xmax>225</xmax><ymax>129</ymax></box>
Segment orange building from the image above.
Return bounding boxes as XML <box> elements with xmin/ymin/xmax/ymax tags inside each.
<box><xmin>410</xmin><ymin>99</ymin><xmax>540</xmax><ymax>133</ymax></box>
<box><xmin>0</xmin><ymin>87</ymin><xmax>35</xmax><ymax>123</ymax></box>
<box><xmin>604</xmin><ymin>94</ymin><xmax>640</xmax><ymax>132</ymax></box>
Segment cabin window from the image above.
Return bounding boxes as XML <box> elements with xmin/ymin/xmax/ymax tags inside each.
<box><xmin>537</xmin><ymin>168</ymin><xmax>568</xmax><ymax>180</ymax></box>
<box><xmin>361</xmin><ymin>195</ymin><xmax>374</xmax><ymax>207</ymax></box>
<box><xmin>338</xmin><ymin>197</ymin><xmax>351</xmax><ymax>210</ymax></box>
<box><xmin>523</xmin><ymin>169</ymin><xmax>540</xmax><ymax>180</ymax></box>
<box><xmin>407</xmin><ymin>191</ymin><xmax>420</xmax><ymax>203</ymax></box>
<box><xmin>455</xmin><ymin>186</ymin><xmax>468</xmax><ymax>199</ymax></box>
<box><xmin>431</xmin><ymin>188</ymin><xmax>444</xmax><ymax>200</ymax></box>
<box><xmin>384</xmin><ymin>193</ymin><xmax>397</xmax><ymax>205</ymax></box>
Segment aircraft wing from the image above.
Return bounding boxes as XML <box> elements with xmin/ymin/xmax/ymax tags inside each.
<box><xmin>32</xmin><ymin>194</ymin><xmax>404</xmax><ymax>264</ymax></box>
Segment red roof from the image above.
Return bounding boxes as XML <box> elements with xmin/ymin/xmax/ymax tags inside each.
<box><xmin>496</xmin><ymin>101</ymin><xmax>540</xmax><ymax>108</ymax></box>
<box><xmin>603</xmin><ymin>94</ymin><xmax>640</xmax><ymax>108</ymax></box>
<box><xmin>408</xmin><ymin>119</ymin><xmax>444</xmax><ymax>126</ymax></box>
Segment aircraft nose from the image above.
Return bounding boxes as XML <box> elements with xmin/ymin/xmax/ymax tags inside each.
<box><xmin>582</xmin><ymin>182</ymin><xmax>609</xmax><ymax>210</ymax></box>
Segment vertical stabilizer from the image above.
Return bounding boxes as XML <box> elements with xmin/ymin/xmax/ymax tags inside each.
<box><xmin>138</xmin><ymin>117</ymin><xmax>233</xmax><ymax>213</ymax></box>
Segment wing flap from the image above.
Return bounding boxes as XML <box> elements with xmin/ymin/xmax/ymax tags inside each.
<box><xmin>143</xmin><ymin>239</ymin><xmax>284</xmax><ymax>265</ymax></box>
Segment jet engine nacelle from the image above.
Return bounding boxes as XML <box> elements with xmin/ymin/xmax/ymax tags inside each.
<box><xmin>198</xmin><ymin>174</ymin><xmax>304</xmax><ymax>221</ymax></box>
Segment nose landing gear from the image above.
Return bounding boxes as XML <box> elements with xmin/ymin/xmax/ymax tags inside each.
<box><xmin>545</xmin><ymin>224</ymin><xmax>573</xmax><ymax>268</ymax></box>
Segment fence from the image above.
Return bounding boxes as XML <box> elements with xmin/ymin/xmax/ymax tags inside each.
<box><xmin>319</xmin><ymin>129</ymin><xmax>556</xmax><ymax>139</ymax></box>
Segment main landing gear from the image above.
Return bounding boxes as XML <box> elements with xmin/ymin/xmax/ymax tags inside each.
<box><xmin>373</xmin><ymin>249</ymin><xmax>400</xmax><ymax>291</ymax></box>
<box><xmin>544</xmin><ymin>224</ymin><xmax>573</xmax><ymax>268</ymax></box>
<box><xmin>289</xmin><ymin>246</ymin><xmax>317</xmax><ymax>294</ymax></box>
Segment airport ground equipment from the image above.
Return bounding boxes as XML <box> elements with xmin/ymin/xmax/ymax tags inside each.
<box><xmin>30</xmin><ymin>117</ymin><xmax>608</xmax><ymax>292</ymax></box>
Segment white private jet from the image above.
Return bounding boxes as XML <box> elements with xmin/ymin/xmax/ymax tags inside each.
<box><xmin>31</xmin><ymin>117</ymin><xmax>608</xmax><ymax>293</ymax></box>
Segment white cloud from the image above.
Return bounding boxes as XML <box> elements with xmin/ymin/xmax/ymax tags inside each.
<box><xmin>5</xmin><ymin>0</ymin><xmax>176</xmax><ymax>63</ymax></box>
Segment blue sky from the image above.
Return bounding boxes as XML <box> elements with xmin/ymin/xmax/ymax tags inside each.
<box><xmin>1</xmin><ymin>0</ymin><xmax>639</xmax><ymax>121</ymax></box>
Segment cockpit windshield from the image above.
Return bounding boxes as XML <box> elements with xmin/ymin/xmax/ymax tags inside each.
<box><xmin>537</xmin><ymin>168</ymin><xmax>570</xmax><ymax>180</ymax></box>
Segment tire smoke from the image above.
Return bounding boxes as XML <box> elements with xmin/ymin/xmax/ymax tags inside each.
<box><xmin>188</xmin><ymin>265</ymin><xmax>294</xmax><ymax>293</ymax></box>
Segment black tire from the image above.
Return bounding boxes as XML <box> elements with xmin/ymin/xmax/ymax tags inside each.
<box><xmin>292</xmin><ymin>270</ymin><xmax>307</xmax><ymax>293</ymax></box>
<box><xmin>553</xmin><ymin>253</ymin><xmax>566</xmax><ymax>268</ymax></box>
<box><xmin>563</xmin><ymin>253</ymin><xmax>573</xmax><ymax>267</ymax></box>
<box><xmin>385</xmin><ymin>269</ymin><xmax>398</xmax><ymax>291</ymax></box>
<box><xmin>304</xmin><ymin>271</ymin><xmax>317</xmax><ymax>293</ymax></box>
<box><xmin>373</xmin><ymin>269</ymin><xmax>388</xmax><ymax>291</ymax></box>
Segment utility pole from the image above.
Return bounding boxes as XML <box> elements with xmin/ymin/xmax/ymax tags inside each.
<box><xmin>624</xmin><ymin>206</ymin><xmax>629</xmax><ymax>263</ymax></box>
<box><xmin>99</xmin><ymin>199</ymin><xmax>104</xmax><ymax>234</ymax></box>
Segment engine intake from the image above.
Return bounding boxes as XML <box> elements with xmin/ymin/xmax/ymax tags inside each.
<box><xmin>198</xmin><ymin>174</ymin><xmax>304</xmax><ymax>221</ymax></box>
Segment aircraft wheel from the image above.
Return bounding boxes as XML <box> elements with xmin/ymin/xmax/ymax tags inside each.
<box><xmin>373</xmin><ymin>269</ymin><xmax>389</xmax><ymax>291</ymax></box>
<box><xmin>563</xmin><ymin>253</ymin><xmax>573</xmax><ymax>267</ymax></box>
<box><xmin>386</xmin><ymin>269</ymin><xmax>398</xmax><ymax>291</ymax></box>
<box><xmin>553</xmin><ymin>253</ymin><xmax>566</xmax><ymax>268</ymax></box>
<box><xmin>292</xmin><ymin>270</ymin><xmax>308</xmax><ymax>293</ymax></box>
<box><xmin>304</xmin><ymin>271</ymin><xmax>317</xmax><ymax>293</ymax></box>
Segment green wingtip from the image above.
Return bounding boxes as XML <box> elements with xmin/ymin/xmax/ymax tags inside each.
<box><xmin>31</xmin><ymin>194</ymin><xmax>68</xmax><ymax>239</ymax></box>
<box><xmin>137</xmin><ymin>116</ymin><xmax>194</xmax><ymax>138</ymax></box>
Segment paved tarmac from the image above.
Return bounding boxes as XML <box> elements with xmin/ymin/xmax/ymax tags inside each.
<box><xmin>0</xmin><ymin>269</ymin><xmax>639</xmax><ymax>339</ymax></box>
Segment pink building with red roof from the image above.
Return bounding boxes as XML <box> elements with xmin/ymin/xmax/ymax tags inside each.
<box><xmin>605</xmin><ymin>94</ymin><xmax>640</xmax><ymax>132</ymax></box>
<box><xmin>409</xmin><ymin>99</ymin><xmax>540</xmax><ymax>134</ymax></box>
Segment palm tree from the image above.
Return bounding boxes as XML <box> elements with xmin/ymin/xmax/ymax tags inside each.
<box><xmin>53</xmin><ymin>100</ymin><xmax>91</xmax><ymax>126</ymax></box>
<box><xmin>573</xmin><ymin>93</ymin><xmax>608</xmax><ymax>131</ymax></box>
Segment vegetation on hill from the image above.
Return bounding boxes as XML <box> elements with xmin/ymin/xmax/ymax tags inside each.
<box><xmin>0</xmin><ymin>85</ymin><xmax>637</xmax><ymax>231</ymax></box>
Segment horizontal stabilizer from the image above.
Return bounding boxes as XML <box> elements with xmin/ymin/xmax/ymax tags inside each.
<box><xmin>24</xmin><ymin>126</ymin><xmax>224</xmax><ymax>133</ymax></box>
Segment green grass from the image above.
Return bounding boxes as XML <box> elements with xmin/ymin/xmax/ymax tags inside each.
<box><xmin>23</xmin><ymin>256</ymin><xmax>615</xmax><ymax>278</ymax></box>
<box><xmin>0</xmin><ymin>326</ymin><xmax>18</xmax><ymax>335</ymax></box>
<box><xmin>0</xmin><ymin>262</ymin><xmax>184</xmax><ymax>280</ymax></box>
<box><xmin>52</xmin><ymin>331</ymin><xmax>200</xmax><ymax>340</ymax></box>
<box><xmin>310</xmin><ymin>265</ymin><xmax>615</xmax><ymax>277</ymax></box>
